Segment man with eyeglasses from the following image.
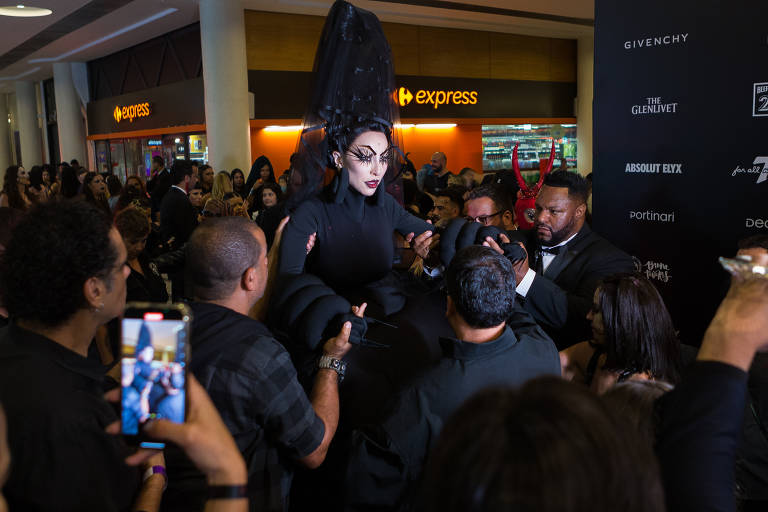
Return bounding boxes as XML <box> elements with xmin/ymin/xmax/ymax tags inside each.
<box><xmin>465</xmin><ymin>184</ymin><xmax>516</xmax><ymax>232</ymax></box>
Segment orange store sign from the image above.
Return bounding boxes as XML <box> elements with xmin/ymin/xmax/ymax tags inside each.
<box><xmin>113</xmin><ymin>102</ymin><xmax>151</xmax><ymax>123</ymax></box>
<box><xmin>396</xmin><ymin>86</ymin><xmax>478</xmax><ymax>109</ymax></box>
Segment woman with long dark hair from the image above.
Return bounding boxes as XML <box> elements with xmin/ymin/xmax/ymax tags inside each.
<box><xmin>252</xmin><ymin>182</ymin><xmax>285</xmax><ymax>248</ymax></box>
<box><xmin>560</xmin><ymin>273</ymin><xmax>683</xmax><ymax>393</ymax></box>
<box><xmin>230</xmin><ymin>168</ymin><xmax>246</xmax><ymax>198</ymax></box>
<box><xmin>0</xmin><ymin>166</ymin><xmax>32</xmax><ymax>210</ymax></box>
<box><xmin>82</xmin><ymin>172</ymin><xmax>111</xmax><ymax>217</ymax></box>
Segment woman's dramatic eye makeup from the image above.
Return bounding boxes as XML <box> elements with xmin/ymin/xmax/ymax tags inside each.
<box><xmin>347</xmin><ymin>144</ymin><xmax>392</xmax><ymax>165</ymax></box>
<box><xmin>348</xmin><ymin>145</ymin><xmax>375</xmax><ymax>164</ymax></box>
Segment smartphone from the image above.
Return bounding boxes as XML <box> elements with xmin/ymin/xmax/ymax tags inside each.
<box><xmin>718</xmin><ymin>256</ymin><xmax>768</xmax><ymax>279</ymax></box>
<box><xmin>121</xmin><ymin>302</ymin><xmax>191</xmax><ymax>448</ymax></box>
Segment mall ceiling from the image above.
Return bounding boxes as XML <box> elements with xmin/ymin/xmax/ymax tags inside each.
<box><xmin>0</xmin><ymin>0</ymin><xmax>594</xmax><ymax>93</ymax></box>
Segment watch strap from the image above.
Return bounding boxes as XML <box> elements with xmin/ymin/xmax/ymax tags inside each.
<box><xmin>208</xmin><ymin>484</ymin><xmax>248</xmax><ymax>500</ymax></box>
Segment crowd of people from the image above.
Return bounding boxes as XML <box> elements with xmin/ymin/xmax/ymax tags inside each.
<box><xmin>0</xmin><ymin>1</ymin><xmax>767</xmax><ymax>512</ymax></box>
<box><xmin>0</xmin><ymin>150</ymin><xmax>765</xmax><ymax>512</ymax></box>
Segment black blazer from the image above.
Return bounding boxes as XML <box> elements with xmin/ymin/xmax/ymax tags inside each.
<box><xmin>159</xmin><ymin>186</ymin><xmax>196</xmax><ymax>247</ymax></box>
<box><xmin>509</xmin><ymin>224</ymin><xmax>634</xmax><ymax>348</ymax></box>
<box><xmin>148</xmin><ymin>168</ymin><xmax>172</xmax><ymax>214</ymax></box>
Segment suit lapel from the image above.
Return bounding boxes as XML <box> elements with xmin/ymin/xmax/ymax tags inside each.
<box><xmin>542</xmin><ymin>225</ymin><xmax>593</xmax><ymax>281</ymax></box>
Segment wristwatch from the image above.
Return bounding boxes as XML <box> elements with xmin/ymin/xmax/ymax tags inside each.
<box><xmin>318</xmin><ymin>355</ymin><xmax>346</xmax><ymax>382</ymax></box>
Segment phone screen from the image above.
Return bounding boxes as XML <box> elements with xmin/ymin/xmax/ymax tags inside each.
<box><xmin>121</xmin><ymin>305</ymin><xmax>188</xmax><ymax>447</ymax></box>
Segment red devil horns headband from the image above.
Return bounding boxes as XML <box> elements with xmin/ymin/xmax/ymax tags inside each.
<box><xmin>512</xmin><ymin>139</ymin><xmax>556</xmax><ymax>199</ymax></box>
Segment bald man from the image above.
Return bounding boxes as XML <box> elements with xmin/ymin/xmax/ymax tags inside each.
<box><xmin>423</xmin><ymin>152</ymin><xmax>451</xmax><ymax>195</ymax></box>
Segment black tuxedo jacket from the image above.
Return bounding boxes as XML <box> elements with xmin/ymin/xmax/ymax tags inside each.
<box><xmin>159</xmin><ymin>186</ymin><xmax>196</xmax><ymax>247</ymax></box>
<box><xmin>509</xmin><ymin>224</ymin><xmax>634</xmax><ymax>348</ymax></box>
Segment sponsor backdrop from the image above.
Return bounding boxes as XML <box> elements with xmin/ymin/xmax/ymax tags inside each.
<box><xmin>594</xmin><ymin>0</ymin><xmax>768</xmax><ymax>344</ymax></box>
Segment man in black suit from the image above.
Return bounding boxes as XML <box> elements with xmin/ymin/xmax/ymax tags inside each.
<box><xmin>501</xmin><ymin>170</ymin><xmax>634</xmax><ymax>348</ymax></box>
<box><xmin>160</xmin><ymin>160</ymin><xmax>197</xmax><ymax>249</ymax></box>
<box><xmin>148</xmin><ymin>155</ymin><xmax>171</xmax><ymax>218</ymax></box>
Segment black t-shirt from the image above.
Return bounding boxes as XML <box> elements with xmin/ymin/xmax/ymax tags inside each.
<box><xmin>0</xmin><ymin>323</ymin><xmax>140</xmax><ymax>511</ymax></box>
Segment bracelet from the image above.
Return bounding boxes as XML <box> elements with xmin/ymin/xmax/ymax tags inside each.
<box><xmin>143</xmin><ymin>465</ymin><xmax>168</xmax><ymax>491</ymax></box>
<box><xmin>208</xmin><ymin>484</ymin><xmax>248</xmax><ymax>500</ymax></box>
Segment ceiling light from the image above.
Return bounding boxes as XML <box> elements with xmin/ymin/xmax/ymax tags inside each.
<box><xmin>0</xmin><ymin>5</ymin><xmax>52</xmax><ymax>16</ymax></box>
<box><xmin>395</xmin><ymin>123</ymin><xmax>415</xmax><ymax>129</ymax></box>
<box><xmin>28</xmin><ymin>8</ymin><xmax>177</xmax><ymax>63</ymax></box>
<box><xmin>263</xmin><ymin>125</ymin><xmax>302</xmax><ymax>132</ymax></box>
<box><xmin>415</xmin><ymin>123</ymin><xmax>457</xmax><ymax>129</ymax></box>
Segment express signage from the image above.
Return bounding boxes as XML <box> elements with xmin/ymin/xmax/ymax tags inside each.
<box><xmin>395</xmin><ymin>86</ymin><xmax>478</xmax><ymax>109</ymax></box>
<box><xmin>246</xmin><ymin>70</ymin><xmax>575</xmax><ymax>119</ymax></box>
<box><xmin>113</xmin><ymin>102</ymin><xmax>151</xmax><ymax>123</ymax></box>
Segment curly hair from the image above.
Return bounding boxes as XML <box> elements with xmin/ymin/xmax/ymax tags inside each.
<box><xmin>0</xmin><ymin>201</ymin><xmax>118</xmax><ymax>327</ymax></box>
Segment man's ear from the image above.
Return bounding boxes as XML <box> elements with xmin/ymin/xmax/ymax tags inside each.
<box><xmin>331</xmin><ymin>151</ymin><xmax>343</xmax><ymax>169</ymax></box>
<box><xmin>574</xmin><ymin>202</ymin><xmax>587</xmax><ymax>220</ymax></box>
<box><xmin>83</xmin><ymin>276</ymin><xmax>105</xmax><ymax>310</ymax></box>
<box><xmin>242</xmin><ymin>267</ymin><xmax>260</xmax><ymax>292</ymax></box>
<box><xmin>502</xmin><ymin>210</ymin><xmax>515</xmax><ymax>230</ymax></box>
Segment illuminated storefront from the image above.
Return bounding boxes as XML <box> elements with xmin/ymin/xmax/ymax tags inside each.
<box><xmin>86</xmin><ymin>78</ymin><xmax>207</xmax><ymax>181</ymax></box>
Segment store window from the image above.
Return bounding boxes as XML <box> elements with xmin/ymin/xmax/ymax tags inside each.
<box><xmin>109</xmin><ymin>140</ymin><xmax>127</xmax><ymax>182</ymax></box>
<box><xmin>482</xmin><ymin>124</ymin><xmax>577</xmax><ymax>177</ymax></box>
<box><xmin>187</xmin><ymin>133</ymin><xmax>207</xmax><ymax>163</ymax></box>
<box><xmin>95</xmin><ymin>141</ymin><xmax>110</xmax><ymax>174</ymax></box>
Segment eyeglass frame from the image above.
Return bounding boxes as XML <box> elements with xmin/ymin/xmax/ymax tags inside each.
<box><xmin>465</xmin><ymin>210</ymin><xmax>503</xmax><ymax>225</ymax></box>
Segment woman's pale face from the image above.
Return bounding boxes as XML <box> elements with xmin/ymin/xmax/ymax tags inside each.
<box><xmin>262</xmin><ymin>188</ymin><xmax>277</xmax><ymax>208</ymax></box>
<box><xmin>17</xmin><ymin>167</ymin><xmax>29</xmax><ymax>186</ymax></box>
<box><xmin>336</xmin><ymin>130</ymin><xmax>390</xmax><ymax>197</ymax></box>
<box><xmin>586</xmin><ymin>288</ymin><xmax>605</xmax><ymax>344</ymax></box>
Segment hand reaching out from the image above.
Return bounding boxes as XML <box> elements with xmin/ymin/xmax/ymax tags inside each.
<box><xmin>406</xmin><ymin>228</ymin><xmax>439</xmax><ymax>260</ymax></box>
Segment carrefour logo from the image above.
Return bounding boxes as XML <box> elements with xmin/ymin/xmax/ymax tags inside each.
<box><xmin>113</xmin><ymin>102</ymin><xmax>151</xmax><ymax>123</ymax></box>
<box><xmin>395</xmin><ymin>86</ymin><xmax>477</xmax><ymax>109</ymax></box>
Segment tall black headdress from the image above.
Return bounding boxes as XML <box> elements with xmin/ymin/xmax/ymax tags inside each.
<box><xmin>290</xmin><ymin>0</ymin><xmax>402</xmax><ymax>207</ymax></box>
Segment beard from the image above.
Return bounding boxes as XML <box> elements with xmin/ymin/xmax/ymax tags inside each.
<box><xmin>536</xmin><ymin>216</ymin><xmax>577</xmax><ymax>246</ymax></box>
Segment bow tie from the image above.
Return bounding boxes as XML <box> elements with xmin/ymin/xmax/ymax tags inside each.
<box><xmin>540</xmin><ymin>246</ymin><xmax>562</xmax><ymax>255</ymax></box>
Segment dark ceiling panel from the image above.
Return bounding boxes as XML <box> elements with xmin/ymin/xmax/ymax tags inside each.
<box><xmin>0</xmin><ymin>0</ymin><xmax>134</xmax><ymax>72</ymax></box>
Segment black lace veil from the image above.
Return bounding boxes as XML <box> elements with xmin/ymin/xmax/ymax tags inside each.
<box><xmin>289</xmin><ymin>0</ymin><xmax>403</xmax><ymax>208</ymax></box>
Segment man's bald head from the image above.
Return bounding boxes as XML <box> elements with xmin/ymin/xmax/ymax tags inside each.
<box><xmin>186</xmin><ymin>217</ymin><xmax>265</xmax><ymax>301</ymax></box>
<box><xmin>431</xmin><ymin>152</ymin><xmax>447</xmax><ymax>173</ymax></box>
